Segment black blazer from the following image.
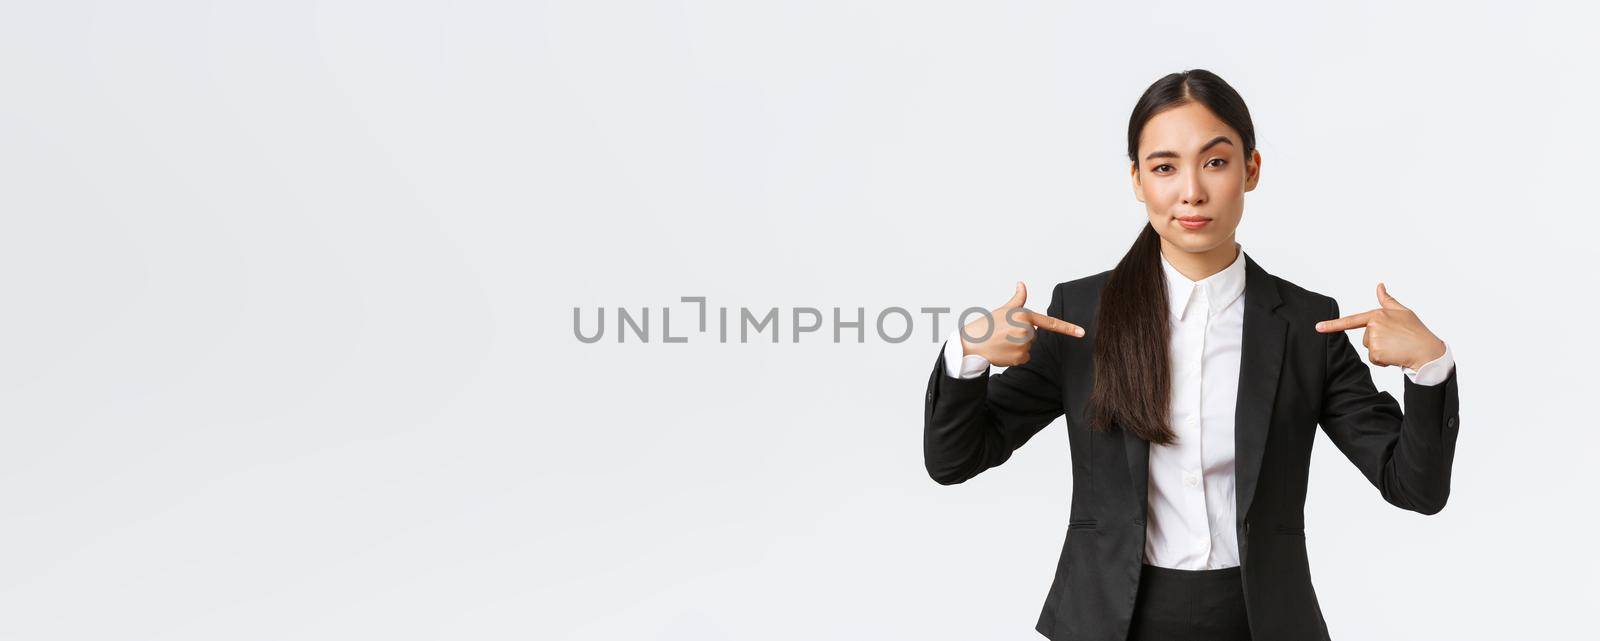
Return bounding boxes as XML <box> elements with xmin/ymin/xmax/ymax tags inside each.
<box><xmin>922</xmin><ymin>252</ymin><xmax>1460</xmax><ymax>641</ymax></box>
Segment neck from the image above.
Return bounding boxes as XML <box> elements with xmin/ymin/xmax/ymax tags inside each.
<box><xmin>1160</xmin><ymin>236</ymin><xmax>1240</xmax><ymax>282</ymax></box>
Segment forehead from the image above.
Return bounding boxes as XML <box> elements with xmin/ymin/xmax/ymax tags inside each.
<box><xmin>1138</xmin><ymin>102</ymin><xmax>1239</xmax><ymax>153</ymax></box>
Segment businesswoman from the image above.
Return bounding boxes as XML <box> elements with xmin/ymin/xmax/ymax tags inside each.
<box><xmin>922</xmin><ymin>69</ymin><xmax>1459</xmax><ymax>641</ymax></box>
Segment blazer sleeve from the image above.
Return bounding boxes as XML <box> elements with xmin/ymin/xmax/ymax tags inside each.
<box><xmin>922</xmin><ymin>283</ymin><xmax>1068</xmax><ymax>485</ymax></box>
<box><xmin>1318</xmin><ymin>296</ymin><xmax>1462</xmax><ymax>515</ymax></box>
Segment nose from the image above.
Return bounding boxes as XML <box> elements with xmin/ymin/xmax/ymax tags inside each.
<box><xmin>1181</xmin><ymin>171</ymin><xmax>1207</xmax><ymax>206</ymax></box>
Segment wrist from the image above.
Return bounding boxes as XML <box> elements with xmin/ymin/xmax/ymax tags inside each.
<box><xmin>1409</xmin><ymin>339</ymin><xmax>1446</xmax><ymax>371</ymax></box>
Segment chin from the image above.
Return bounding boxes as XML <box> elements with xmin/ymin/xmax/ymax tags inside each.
<box><xmin>1157</xmin><ymin>228</ymin><xmax>1227</xmax><ymax>252</ymax></box>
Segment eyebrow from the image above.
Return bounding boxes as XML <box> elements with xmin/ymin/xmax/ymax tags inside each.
<box><xmin>1144</xmin><ymin>135</ymin><xmax>1234</xmax><ymax>161</ymax></box>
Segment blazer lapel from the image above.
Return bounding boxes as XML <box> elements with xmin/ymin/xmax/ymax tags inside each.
<box><xmin>1234</xmin><ymin>253</ymin><xmax>1286</xmax><ymax>526</ymax></box>
<box><xmin>1123</xmin><ymin>252</ymin><xmax>1286</xmax><ymax>528</ymax></box>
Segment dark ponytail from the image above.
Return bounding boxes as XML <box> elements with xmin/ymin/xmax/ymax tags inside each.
<box><xmin>1087</xmin><ymin>69</ymin><xmax>1256</xmax><ymax>445</ymax></box>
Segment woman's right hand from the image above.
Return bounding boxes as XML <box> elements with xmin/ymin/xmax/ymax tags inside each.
<box><xmin>960</xmin><ymin>282</ymin><xmax>1085</xmax><ymax>366</ymax></box>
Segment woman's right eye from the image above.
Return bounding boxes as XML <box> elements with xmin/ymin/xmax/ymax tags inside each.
<box><xmin>1152</xmin><ymin>164</ymin><xmax>1174</xmax><ymax>174</ymax></box>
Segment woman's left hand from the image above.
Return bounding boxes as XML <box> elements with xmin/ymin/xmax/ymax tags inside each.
<box><xmin>1314</xmin><ymin>283</ymin><xmax>1447</xmax><ymax>370</ymax></box>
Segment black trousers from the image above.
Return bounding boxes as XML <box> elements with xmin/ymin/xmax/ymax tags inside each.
<box><xmin>1127</xmin><ymin>563</ymin><xmax>1252</xmax><ymax>641</ymax></box>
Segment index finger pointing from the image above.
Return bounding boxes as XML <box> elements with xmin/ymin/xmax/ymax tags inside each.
<box><xmin>1025</xmin><ymin>311</ymin><xmax>1085</xmax><ymax>337</ymax></box>
<box><xmin>1315</xmin><ymin>310</ymin><xmax>1375</xmax><ymax>333</ymax></box>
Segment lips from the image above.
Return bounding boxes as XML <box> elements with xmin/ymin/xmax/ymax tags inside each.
<box><xmin>1175</xmin><ymin>216</ymin><xmax>1212</xmax><ymax>230</ymax></box>
<box><xmin>1175</xmin><ymin>216</ymin><xmax>1211</xmax><ymax>222</ymax></box>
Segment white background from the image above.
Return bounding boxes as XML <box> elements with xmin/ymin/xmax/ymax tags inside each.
<box><xmin>2</xmin><ymin>1</ymin><xmax>1594</xmax><ymax>639</ymax></box>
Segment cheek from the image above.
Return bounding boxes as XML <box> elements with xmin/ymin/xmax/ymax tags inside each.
<box><xmin>1206</xmin><ymin>171</ymin><xmax>1245</xmax><ymax>198</ymax></box>
<box><xmin>1204</xmin><ymin>174</ymin><xmax>1247</xmax><ymax>227</ymax></box>
<box><xmin>1140</xmin><ymin>177</ymin><xmax>1178</xmax><ymax>206</ymax></box>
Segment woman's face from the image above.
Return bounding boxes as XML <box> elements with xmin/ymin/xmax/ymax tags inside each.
<box><xmin>1130</xmin><ymin>101</ymin><xmax>1261</xmax><ymax>256</ymax></box>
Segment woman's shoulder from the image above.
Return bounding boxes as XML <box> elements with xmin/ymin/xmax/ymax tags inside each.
<box><xmin>1262</xmin><ymin>269</ymin><xmax>1337</xmax><ymax>314</ymax></box>
<box><xmin>1043</xmin><ymin>269</ymin><xmax>1115</xmax><ymax>318</ymax></box>
<box><xmin>1054</xmin><ymin>269</ymin><xmax>1116</xmax><ymax>296</ymax></box>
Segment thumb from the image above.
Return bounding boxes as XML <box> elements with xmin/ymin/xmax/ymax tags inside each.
<box><xmin>1005</xmin><ymin>281</ymin><xmax>1027</xmax><ymax>308</ymax></box>
<box><xmin>1377</xmin><ymin>282</ymin><xmax>1407</xmax><ymax>310</ymax></box>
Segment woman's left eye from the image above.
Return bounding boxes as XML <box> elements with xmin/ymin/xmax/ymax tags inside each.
<box><xmin>1206</xmin><ymin>158</ymin><xmax>1228</xmax><ymax>168</ymax></box>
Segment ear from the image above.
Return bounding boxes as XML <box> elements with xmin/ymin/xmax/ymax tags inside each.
<box><xmin>1243</xmin><ymin>149</ymin><xmax>1262</xmax><ymax>193</ymax></box>
<box><xmin>1130</xmin><ymin>162</ymin><xmax>1145</xmax><ymax>203</ymax></box>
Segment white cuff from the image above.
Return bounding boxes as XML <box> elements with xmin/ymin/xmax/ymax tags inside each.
<box><xmin>943</xmin><ymin>328</ymin><xmax>991</xmax><ymax>379</ymax></box>
<box><xmin>1403</xmin><ymin>341</ymin><xmax>1454</xmax><ymax>386</ymax></box>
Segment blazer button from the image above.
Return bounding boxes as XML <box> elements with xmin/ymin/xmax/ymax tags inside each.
<box><xmin>1447</xmin><ymin>416</ymin><xmax>1459</xmax><ymax>429</ymax></box>
<box><xmin>927</xmin><ymin>391</ymin><xmax>935</xmax><ymax>402</ymax></box>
